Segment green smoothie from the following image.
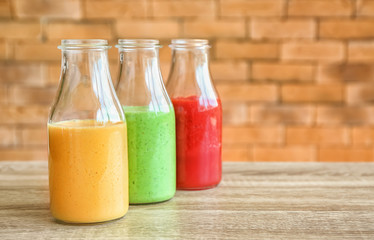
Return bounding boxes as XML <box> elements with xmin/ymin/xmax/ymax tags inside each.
<box><xmin>123</xmin><ymin>105</ymin><xmax>176</xmax><ymax>204</ymax></box>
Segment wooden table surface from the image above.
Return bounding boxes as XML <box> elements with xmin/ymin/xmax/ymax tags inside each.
<box><xmin>0</xmin><ymin>161</ymin><xmax>374</xmax><ymax>239</ymax></box>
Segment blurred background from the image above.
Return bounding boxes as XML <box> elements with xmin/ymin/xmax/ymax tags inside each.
<box><xmin>0</xmin><ymin>0</ymin><xmax>374</xmax><ymax>162</ymax></box>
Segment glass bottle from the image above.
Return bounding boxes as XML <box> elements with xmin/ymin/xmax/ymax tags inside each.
<box><xmin>48</xmin><ymin>39</ymin><xmax>128</xmax><ymax>223</ymax></box>
<box><xmin>116</xmin><ymin>39</ymin><xmax>176</xmax><ymax>204</ymax></box>
<box><xmin>166</xmin><ymin>39</ymin><xmax>222</xmax><ymax>190</ymax></box>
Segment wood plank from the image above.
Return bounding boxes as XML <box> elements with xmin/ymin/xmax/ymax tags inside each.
<box><xmin>0</xmin><ymin>161</ymin><xmax>373</xmax><ymax>239</ymax></box>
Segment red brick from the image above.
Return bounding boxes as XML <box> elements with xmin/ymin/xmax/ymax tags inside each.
<box><xmin>352</xmin><ymin>127</ymin><xmax>374</xmax><ymax>147</ymax></box>
<box><xmin>318</xmin><ymin>148</ymin><xmax>373</xmax><ymax>162</ymax></box>
<box><xmin>0</xmin><ymin>85</ymin><xmax>7</xmax><ymax>104</ymax></box>
<box><xmin>223</xmin><ymin>146</ymin><xmax>251</xmax><ymax>162</ymax></box>
<box><xmin>288</xmin><ymin>0</ymin><xmax>354</xmax><ymax>17</ymax></box>
<box><xmin>220</xmin><ymin>0</ymin><xmax>284</xmax><ymax>17</ymax></box>
<box><xmin>281</xmin><ymin>41</ymin><xmax>345</xmax><ymax>62</ymax></box>
<box><xmin>346</xmin><ymin>83</ymin><xmax>374</xmax><ymax>104</ymax></box>
<box><xmin>357</xmin><ymin>0</ymin><xmax>374</xmax><ymax>16</ymax></box>
<box><xmin>8</xmin><ymin>86</ymin><xmax>56</xmax><ymax>106</ymax></box>
<box><xmin>0</xmin><ymin>22</ymin><xmax>41</xmax><ymax>39</ymax></box>
<box><xmin>160</xmin><ymin>61</ymin><xmax>171</xmax><ymax>83</ymax></box>
<box><xmin>0</xmin><ymin>106</ymin><xmax>49</xmax><ymax>124</ymax></box>
<box><xmin>281</xmin><ymin>84</ymin><xmax>344</xmax><ymax>103</ymax></box>
<box><xmin>251</xmin><ymin>19</ymin><xmax>315</xmax><ymax>40</ymax></box>
<box><xmin>0</xmin><ymin>63</ymin><xmax>46</xmax><ymax>86</ymax></box>
<box><xmin>0</xmin><ymin>148</ymin><xmax>47</xmax><ymax>161</ymax></box>
<box><xmin>0</xmin><ymin>126</ymin><xmax>18</xmax><ymax>146</ymax></box>
<box><xmin>108</xmin><ymin>42</ymin><xmax>120</xmax><ymax>62</ymax></box>
<box><xmin>152</xmin><ymin>0</ymin><xmax>215</xmax><ymax>18</ymax></box>
<box><xmin>0</xmin><ymin>0</ymin><xmax>11</xmax><ymax>17</ymax></box>
<box><xmin>211</xmin><ymin>61</ymin><xmax>248</xmax><ymax>81</ymax></box>
<box><xmin>0</xmin><ymin>41</ymin><xmax>6</xmax><ymax>59</ymax></box>
<box><xmin>108</xmin><ymin>60</ymin><xmax>119</xmax><ymax>85</ymax></box>
<box><xmin>250</xmin><ymin>104</ymin><xmax>315</xmax><ymax>125</ymax></box>
<box><xmin>317</xmin><ymin>63</ymin><xmax>374</xmax><ymax>83</ymax></box>
<box><xmin>222</xmin><ymin>102</ymin><xmax>249</xmax><ymax>125</ymax></box>
<box><xmin>223</xmin><ymin>126</ymin><xmax>283</xmax><ymax>144</ymax></box>
<box><xmin>217</xmin><ymin>83</ymin><xmax>278</xmax><ymax>102</ymax></box>
<box><xmin>21</xmin><ymin>126</ymin><xmax>47</xmax><ymax>147</ymax></box>
<box><xmin>286</xmin><ymin>127</ymin><xmax>350</xmax><ymax>146</ymax></box>
<box><xmin>348</xmin><ymin>42</ymin><xmax>374</xmax><ymax>62</ymax></box>
<box><xmin>46</xmin><ymin>23</ymin><xmax>113</xmax><ymax>40</ymax></box>
<box><xmin>184</xmin><ymin>20</ymin><xmax>245</xmax><ymax>38</ymax></box>
<box><xmin>159</xmin><ymin>46</ymin><xmax>172</xmax><ymax>62</ymax></box>
<box><xmin>320</xmin><ymin>20</ymin><xmax>374</xmax><ymax>39</ymax></box>
<box><xmin>46</xmin><ymin>63</ymin><xmax>61</xmax><ymax>86</ymax></box>
<box><xmin>216</xmin><ymin>41</ymin><xmax>278</xmax><ymax>60</ymax></box>
<box><xmin>13</xmin><ymin>0</ymin><xmax>81</xmax><ymax>19</ymax></box>
<box><xmin>14</xmin><ymin>42</ymin><xmax>60</xmax><ymax>61</ymax></box>
<box><xmin>317</xmin><ymin>106</ymin><xmax>374</xmax><ymax>125</ymax></box>
<box><xmin>85</xmin><ymin>0</ymin><xmax>147</xmax><ymax>18</ymax></box>
<box><xmin>253</xmin><ymin>146</ymin><xmax>316</xmax><ymax>162</ymax></box>
<box><xmin>6</xmin><ymin>0</ymin><xmax>374</xmax><ymax>163</ymax></box>
<box><xmin>252</xmin><ymin>62</ymin><xmax>314</xmax><ymax>82</ymax></box>
<box><xmin>116</xmin><ymin>20</ymin><xmax>180</xmax><ymax>39</ymax></box>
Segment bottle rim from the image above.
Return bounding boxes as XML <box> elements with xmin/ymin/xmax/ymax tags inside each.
<box><xmin>116</xmin><ymin>39</ymin><xmax>161</xmax><ymax>49</ymax></box>
<box><xmin>169</xmin><ymin>39</ymin><xmax>210</xmax><ymax>49</ymax></box>
<box><xmin>58</xmin><ymin>39</ymin><xmax>111</xmax><ymax>50</ymax></box>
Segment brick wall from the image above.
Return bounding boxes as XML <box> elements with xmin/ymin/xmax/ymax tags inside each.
<box><xmin>1</xmin><ymin>0</ymin><xmax>374</xmax><ymax>161</ymax></box>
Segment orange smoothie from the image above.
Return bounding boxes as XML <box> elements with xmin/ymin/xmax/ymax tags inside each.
<box><xmin>48</xmin><ymin>120</ymin><xmax>128</xmax><ymax>223</ymax></box>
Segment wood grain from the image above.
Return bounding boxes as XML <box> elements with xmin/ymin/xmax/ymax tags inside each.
<box><xmin>0</xmin><ymin>161</ymin><xmax>373</xmax><ymax>239</ymax></box>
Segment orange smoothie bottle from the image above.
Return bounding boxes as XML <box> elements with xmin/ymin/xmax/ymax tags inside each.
<box><xmin>48</xmin><ymin>40</ymin><xmax>128</xmax><ymax>223</ymax></box>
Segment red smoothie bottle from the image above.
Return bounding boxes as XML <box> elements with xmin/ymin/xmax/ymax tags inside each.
<box><xmin>166</xmin><ymin>39</ymin><xmax>222</xmax><ymax>190</ymax></box>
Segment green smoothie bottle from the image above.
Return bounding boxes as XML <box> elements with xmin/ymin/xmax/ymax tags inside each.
<box><xmin>115</xmin><ymin>39</ymin><xmax>176</xmax><ymax>204</ymax></box>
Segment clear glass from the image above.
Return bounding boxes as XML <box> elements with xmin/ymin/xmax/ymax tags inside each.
<box><xmin>48</xmin><ymin>39</ymin><xmax>128</xmax><ymax>223</ymax></box>
<box><xmin>116</xmin><ymin>39</ymin><xmax>176</xmax><ymax>204</ymax></box>
<box><xmin>166</xmin><ymin>39</ymin><xmax>222</xmax><ymax>190</ymax></box>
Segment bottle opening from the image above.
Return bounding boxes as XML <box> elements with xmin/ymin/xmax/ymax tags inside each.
<box><xmin>170</xmin><ymin>39</ymin><xmax>210</xmax><ymax>49</ymax></box>
<box><xmin>58</xmin><ymin>39</ymin><xmax>110</xmax><ymax>50</ymax></box>
<box><xmin>116</xmin><ymin>39</ymin><xmax>161</xmax><ymax>49</ymax></box>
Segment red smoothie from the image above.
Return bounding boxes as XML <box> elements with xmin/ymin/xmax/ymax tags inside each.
<box><xmin>172</xmin><ymin>96</ymin><xmax>222</xmax><ymax>190</ymax></box>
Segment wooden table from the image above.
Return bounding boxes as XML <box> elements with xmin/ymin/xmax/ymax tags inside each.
<box><xmin>0</xmin><ymin>161</ymin><xmax>374</xmax><ymax>239</ymax></box>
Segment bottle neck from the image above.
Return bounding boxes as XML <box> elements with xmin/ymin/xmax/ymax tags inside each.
<box><xmin>61</xmin><ymin>49</ymin><xmax>114</xmax><ymax>103</ymax></box>
<box><xmin>116</xmin><ymin>47</ymin><xmax>171</xmax><ymax>110</ymax></box>
<box><xmin>62</xmin><ymin>49</ymin><xmax>109</xmax><ymax>75</ymax></box>
<box><xmin>170</xmin><ymin>48</ymin><xmax>210</xmax><ymax>77</ymax></box>
<box><xmin>50</xmin><ymin>48</ymin><xmax>122</xmax><ymax>123</ymax></box>
<box><xmin>167</xmin><ymin>48</ymin><xmax>216</xmax><ymax>100</ymax></box>
<box><xmin>118</xmin><ymin>48</ymin><xmax>161</xmax><ymax>85</ymax></box>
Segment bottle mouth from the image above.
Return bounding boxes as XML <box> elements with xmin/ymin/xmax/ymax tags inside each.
<box><xmin>169</xmin><ymin>39</ymin><xmax>210</xmax><ymax>49</ymax></box>
<box><xmin>58</xmin><ymin>39</ymin><xmax>111</xmax><ymax>50</ymax></box>
<box><xmin>116</xmin><ymin>39</ymin><xmax>161</xmax><ymax>49</ymax></box>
